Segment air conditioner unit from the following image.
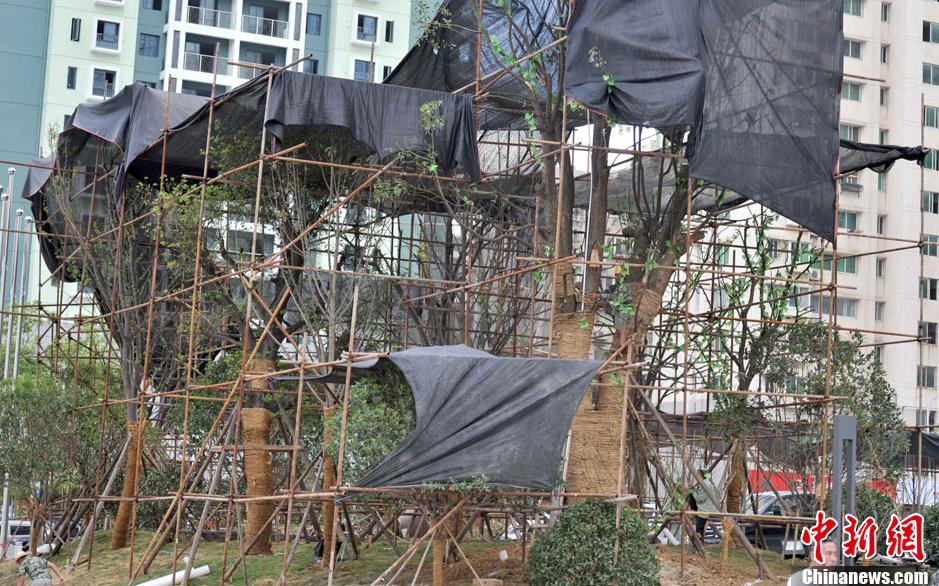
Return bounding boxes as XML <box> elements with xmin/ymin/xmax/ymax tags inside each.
<box><xmin>809</xmin><ymin>270</ymin><xmax>820</xmax><ymax>281</ymax></box>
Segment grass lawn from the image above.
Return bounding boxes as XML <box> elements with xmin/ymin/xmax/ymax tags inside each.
<box><xmin>0</xmin><ymin>529</ymin><xmax>805</xmax><ymax>585</ymax></box>
<box><xmin>0</xmin><ymin>529</ymin><xmax>527</xmax><ymax>585</ymax></box>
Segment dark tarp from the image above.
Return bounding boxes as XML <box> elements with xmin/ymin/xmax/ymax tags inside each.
<box><xmin>689</xmin><ymin>0</ymin><xmax>843</xmax><ymax>243</ymax></box>
<box><xmin>22</xmin><ymin>84</ymin><xmax>206</xmax><ymax>279</ymax></box>
<box><xmin>564</xmin><ymin>0</ymin><xmax>705</xmax><ymax>127</ymax></box>
<box><xmin>385</xmin><ymin>0</ymin><xmax>565</xmax><ymax>130</ymax></box>
<box><xmin>839</xmin><ymin>140</ymin><xmax>928</xmax><ymax>175</ymax></box>
<box><xmin>565</xmin><ymin>0</ymin><xmax>843</xmax><ymax>242</ymax></box>
<box><xmin>328</xmin><ymin>345</ymin><xmax>601</xmax><ymax>490</ymax></box>
<box><xmin>22</xmin><ymin>84</ymin><xmax>206</xmax><ymax>200</ymax></box>
<box><xmin>140</xmin><ymin>71</ymin><xmax>480</xmax><ymax>182</ymax></box>
<box><xmin>25</xmin><ymin>72</ymin><xmax>482</xmax><ymax>280</ymax></box>
<box><xmin>906</xmin><ymin>431</ymin><xmax>939</xmax><ymax>469</ymax></box>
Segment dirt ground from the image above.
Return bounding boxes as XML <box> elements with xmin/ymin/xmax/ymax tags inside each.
<box><xmin>447</xmin><ymin>542</ymin><xmax>801</xmax><ymax>585</ymax></box>
<box><xmin>656</xmin><ymin>544</ymin><xmax>803</xmax><ymax>585</ymax></box>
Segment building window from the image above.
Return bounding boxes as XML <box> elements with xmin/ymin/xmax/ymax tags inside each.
<box><xmin>66</xmin><ymin>66</ymin><xmax>77</xmax><ymax>90</ymax></box>
<box><xmin>881</xmin><ymin>2</ymin><xmax>889</xmax><ymax>21</ymax></box>
<box><xmin>844</xmin><ymin>39</ymin><xmax>862</xmax><ymax>59</ymax></box>
<box><xmin>878</xmin><ymin>87</ymin><xmax>888</xmax><ymax>107</ymax></box>
<box><xmin>844</xmin><ymin>0</ymin><xmax>862</xmax><ymax>16</ymax></box>
<box><xmin>306</xmin><ymin>12</ymin><xmax>321</xmax><ymax>36</ymax></box>
<box><xmin>385</xmin><ymin>20</ymin><xmax>394</xmax><ymax>43</ymax></box>
<box><xmin>880</xmin><ymin>45</ymin><xmax>889</xmax><ymax>64</ymax></box>
<box><xmin>95</xmin><ymin>20</ymin><xmax>120</xmax><ymax>50</ymax></box>
<box><xmin>70</xmin><ymin>18</ymin><xmax>81</xmax><ymax>41</ymax></box>
<box><xmin>921</xmin><ymin>278</ymin><xmax>939</xmax><ymax>300</ymax></box>
<box><xmin>873</xmin><ymin>345</ymin><xmax>883</xmax><ymax>363</ymax></box>
<box><xmin>879</xmin><ymin>129</ymin><xmax>888</xmax><ymax>144</ymax></box>
<box><xmin>921</xmin><ymin>321</ymin><xmax>938</xmax><ymax>344</ymax></box>
<box><xmin>924</xmin><ymin>192</ymin><xmax>939</xmax><ymax>214</ymax></box>
<box><xmin>877</xmin><ymin>214</ymin><xmax>886</xmax><ymax>234</ymax></box>
<box><xmin>383</xmin><ymin>65</ymin><xmax>392</xmax><ymax>79</ymax></box>
<box><xmin>918</xmin><ymin>365</ymin><xmax>937</xmax><ymax>388</ymax></box>
<box><xmin>919</xmin><ymin>409</ymin><xmax>937</xmax><ymax>428</ymax></box>
<box><xmin>839</xmin><ymin>124</ymin><xmax>860</xmax><ymax>141</ymax></box>
<box><xmin>356</xmin><ymin>14</ymin><xmax>378</xmax><ymax>43</ymax></box>
<box><xmin>875</xmin><ymin>301</ymin><xmax>885</xmax><ymax>321</ymax></box>
<box><xmin>353</xmin><ymin>59</ymin><xmax>372</xmax><ymax>82</ymax></box>
<box><xmin>142</xmin><ymin>0</ymin><xmax>161</xmax><ymax>9</ymax></box>
<box><xmin>303</xmin><ymin>58</ymin><xmax>319</xmax><ymax>74</ymax></box>
<box><xmin>875</xmin><ymin>257</ymin><xmax>885</xmax><ymax>277</ymax></box>
<box><xmin>917</xmin><ymin>409</ymin><xmax>937</xmax><ymax>429</ymax></box>
<box><xmin>926</xmin><ymin>235</ymin><xmax>939</xmax><ymax>256</ymax></box>
<box><xmin>925</xmin><ymin>234</ymin><xmax>939</xmax><ymax>256</ymax></box>
<box><xmin>92</xmin><ymin>68</ymin><xmax>116</xmax><ymax>98</ymax></box>
<box><xmin>926</xmin><ymin>106</ymin><xmax>939</xmax><ymax>128</ymax></box>
<box><xmin>843</xmin><ymin>81</ymin><xmax>861</xmax><ymax>101</ymax></box>
<box><xmin>138</xmin><ymin>33</ymin><xmax>159</xmax><ymax>57</ymax></box>
<box><xmin>877</xmin><ymin>174</ymin><xmax>886</xmax><ymax>191</ymax></box>
<box><xmin>926</xmin><ymin>21</ymin><xmax>939</xmax><ymax>43</ymax></box>
<box><xmin>924</xmin><ymin>63</ymin><xmax>939</xmax><ymax>86</ymax></box>
<box><xmin>818</xmin><ymin>256</ymin><xmax>857</xmax><ymax>274</ymax></box>
<box><xmin>927</xmin><ymin>151</ymin><xmax>939</xmax><ymax>171</ymax></box>
<box><xmin>831</xmin><ymin>297</ymin><xmax>857</xmax><ymax>318</ymax></box>
<box><xmin>838</xmin><ymin>210</ymin><xmax>858</xmax><ymax>231</ymax></box>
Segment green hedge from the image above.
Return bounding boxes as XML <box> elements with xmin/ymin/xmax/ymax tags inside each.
<box><xmin>527</xmin><ymin>499</ymin><xmax>659</xmax><ymax>586</ymax></box>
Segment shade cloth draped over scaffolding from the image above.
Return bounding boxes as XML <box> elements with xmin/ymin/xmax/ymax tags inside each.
<box><xmin>23</xmin><ymin>84</ymin><xmax>206</xmax><ymax>279</ymax></box>
<box><xmin>139</xmin><ymin>72</ymin><xmax>481</xmax><ymax>181</ymax></box>
<box><xmin>386</xmin><ymin>0</ymin><xmax>564</xmax><ymax>130</ymax></box>
<box><xmin>565</xmin><ymin>0</ymin><xmax>844</xmax><ymax>241</ymax></box>
<box><xmin>24</xmin><ymin>72</ymin><xmax>482</xmax><ymax>281</ymax></box>
<box><xmin>316</xmin><ymin>345</ymin><xmax>601</xmax><ymax>490</ymax></box>
<box><xmin>839</xmin><ymin>140</ymin><xmax>928</xmax><ymax>175</ymax></box>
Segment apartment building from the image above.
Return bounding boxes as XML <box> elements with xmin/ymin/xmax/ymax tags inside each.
<box><xmin>133</xmin><ymin>0</ymin><xmax>416</xmax><ymax>96</ymax></box>
<box><xmin>41</xmin><ymin>0</ymin><xmax>141</xmax><ymax>138</ymax></box>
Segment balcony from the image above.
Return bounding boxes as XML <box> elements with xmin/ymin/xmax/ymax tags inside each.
<box><xmin>241</xmin><ymin>14</ymin><xmax>288</xmax><ymax>38</ymax></box>
<box><xmin>236</xmin><ymin>63</ymin><xmax>266</xmax><ymax>79</ymax></box>
<box><xmin>186</xmin><ymin>6</ymin><xmax>232</xmax><ymax>28</ymax></box>
<box><xmin>183</xmin><ymin>52</ymin><xmax>228</xmax><ymax>74</ymax></box>
<box><xmin>95</xmin><ymin>33</ymin><xmax>119</xmax><ymax>50</ymax></box>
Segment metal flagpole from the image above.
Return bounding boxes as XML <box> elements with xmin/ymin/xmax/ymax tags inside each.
<box><xmin>12</xmin><ymin>218</ymin><xmax>31</xmax><ymax>379</ymax></box>
<box><xmin>4</xmin><ymin>210</ymin><xmax>23</xmax><ymax>378</ymax></box>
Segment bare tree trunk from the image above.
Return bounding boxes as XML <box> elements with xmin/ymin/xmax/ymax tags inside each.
<box><xmin>584</xmin><ymin>124</ymin><xmax>611</xmax><ymax>298</ymax></box>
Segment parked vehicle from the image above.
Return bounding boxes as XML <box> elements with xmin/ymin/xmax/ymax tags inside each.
<box><xmin>743</xmin><ymin>491</ymin><xmax>814</xmax><ymax>557</ymax></box>
<box><xmin>2</xmin><ymin>519</ymin><xmax>32</xmax><ymax>560</ymax></box>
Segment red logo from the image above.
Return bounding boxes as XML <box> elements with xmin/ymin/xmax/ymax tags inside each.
<box><xmin>800</xmin><ymin>511</ymin><xmax>838</xmax><ymax>564</ymax></box>
<box><xmin>842</xmin><ymin>514</ymin><xmax>878</xmax><ymax>559</ymax></box>
<box><xmin>884</xmin><ymin>513</ymin><xmax>925</xmax><ymax>562</ymax></box>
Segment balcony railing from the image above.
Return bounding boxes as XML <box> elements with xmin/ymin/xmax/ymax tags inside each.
<box><xmin>183</xmin><ymin>52</ymin><xmax>227</xmax><ymax>74</ymax></box>
<box><xmin>92</xmin><ymin>82</ymin><xmax>116</xmax><ymax>98</ymax></box>
<box><xmin>241</xmin><ymin>14</ymin><xmax>288</xmax><ymax>38</ymax></box>
<box><xmin>186</xmin><ymin>6</ymin><xmax>232</xmax><ymax>28</ymax></box>
<box><xmin>95</xmin><ymin>33</ymin><xmax>119</xmax><ymax>50</ymax></box>
<box><xmin>237</xmin><ymin>63</ymin><xmax>266</xmax><ymax>79</ymax></box>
